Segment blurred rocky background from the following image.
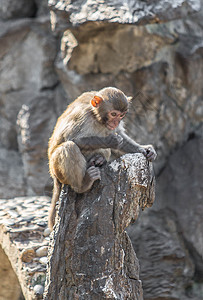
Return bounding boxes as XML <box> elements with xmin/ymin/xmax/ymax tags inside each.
<box><xmin>0</xmin><ymin>0</ymin><xmax>202</xmax><ymax>299</ymax></box>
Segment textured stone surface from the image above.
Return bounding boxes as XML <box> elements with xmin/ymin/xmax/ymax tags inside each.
<box><xmin>0</xmin><ymin>7</ymin><xmax>66</xmax><ymax>198</ymax></box>
<box><xmin>156</xmin><ymin>138</ymin><xmax>203</xmax><ymax>279</ymax></box>
<box><xmin>128</xmin><ymin>137</ymin><xmax>203</xmax><ymax>300</ymax></box>
<box><xmin>0</xmin><ymin>196</ymin><xmax>51</xmax><ymax>300</ymax></box>
<box><xmin>44</xmin><ymin>154</ymin><xmax>155</xmax><ymax>299</ymax></box>
<box><xmin>17</xmin><ymin>93</ymin><xmax>57</xmax><ymax>196</ymax></box>
<box><xmin>0</xmin><ymin>246</ymin><xmax>24</xmax><ymax>300</ymax></box>
<box><xmin>0</xmin><ymin>149</ymin><xmax>26</xmax><ymax>198</ymax></box>
<box><xmin>128</xmin><ymin>210</ymin><xmax>195</xmax><ymax>300</ymax></box>
<box><xmin>49</xmin><ymin>0</ymin><xmax>201</xmax><ymax>27</ymax></box>
<box><xmin>0</xmin><ymin>0</ymin><xmax>37</xmax><ymax>20</ymax></box>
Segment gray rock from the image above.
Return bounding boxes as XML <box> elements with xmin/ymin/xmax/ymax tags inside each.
<box><xmin>0</xmin><ymin>0</ymin><xmax>36</xmax><ymax>20</ymax></box>
<box><xmin>21</xmin><ymin>216</ymin><xmax>35</xmax><ymax>222</ymax></box>
<box><xmin>128</xmin><ymin>137</ymin><xmax>203</xmax><ymax>300</ymax></box>
<box><xmin>39</xmin><ymin>256</ymin><xmax>48</xmax><ymax>265</ymax></box>
<box><xmin>49</xmin><ymin>0</ymin><xmax>201</xmax><ymax>28</ymax></box>
<box><xmin>36</xmin><ymin>221</ymin><xmax>47</xmax><ymax>227</ymax></box>
<box><xmin>17</xmin><ymin>92</ymin><xmax>57</xmax><ymax>196</ymax></box>
<box><xmin>44</xmin><ymin>154</ymin><xmax>154</xmax><ymax>299</ymax></box>
<box><xmin>0</xmin><ymin>15</ymin><xmax>64</xmax><ymax>198</ymax></box>
<box><xmin>10</xmin><ymin>225</ymin><xmax>40</xmax><ymax>233</ymax></box>
<box><xmin>155</xmin><ymin>138</ymin><xmax>203</xmax><ymax>274</ymax></box>
<box><xmin>36</xmin><ymin>246</ymin><xmax>48</xmax><ymax>257</ymax></box>
<box><xmin>0</xmin><ymin>211</ymin><xmax>7</xmax><ymax>217</ymax></box>
<box><xmin>0</xmin><ymin>149</ymin><xmax>25</xmax><ymax>198</ymax></box>
<box><xmin>7</xmin><ymin>210</ymin><xmax>20</xmax><ymax>218</ymax></box>
<box><xmin>35</xmin><ymin>0</ymin><xmax>50</xmax><ymax>17</ymax></box>
<box><xmin>128</xmin><ymin>209</ymin><xmax>195</xmax><ymax>300</ymax></box>
<box><xmin>0</xmin><ymin>219</ymin><xmax>16</xmax><ymax>226</ymax></box>
<box><xmin>34</xmin><ymin>284</ymin><xmax>44</xmax><ymax>295</ymax></box>
<box><xmin>43</xmin><ymin>228</ymin><xmax>51</xmax><ymax>237</ymax></box>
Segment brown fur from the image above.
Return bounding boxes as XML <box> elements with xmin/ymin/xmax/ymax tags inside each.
<box><xmin>48</xmin><ymin>87</ymin><xmax>128</xmax><ymax>230</ymax></box>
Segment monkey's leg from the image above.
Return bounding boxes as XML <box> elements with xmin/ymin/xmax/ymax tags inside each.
<box><xmin>51</xmin><ymin>141</ymin><xmax>101</xmax><ymax>193</ymax></box>
<box><xmin>49</xmin><ymin>141</ymin><xmax>87</xmax><ymax>230</ymax></box>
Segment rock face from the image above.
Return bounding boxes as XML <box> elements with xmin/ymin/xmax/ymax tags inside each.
<box><xmin>0</xmin><ymin>1</ymin><xmax>67</xmax><ymax>198</ymax></box>
<box><xmin>0</xmin><ymin>0</ymin><xmax>203</xmax><ymax>299</ymax></box>
<box><xmin>128</xmin><ymin>209</ymin><xmax>195</xmax><ymax>300</ymax></box>
<box><xmin>128</xmin><ymin>137</ymin><xmax>203</xmax><ymax>300</ymax></box>
<box><xmin>156</xmin><ymin>138</ymin><xmax>203</xmax><ymax>267</ymax></box>
<box><xmin>44</xmin><ymin>154</ymin><xmax>155</xmax><ymax>300</ymax></box>
<box><xmin>49</xmin><ymin>0</ymin><xmax>200</xmax><ymax>26</ymax></box>
<box><xmin>0</xmin><ymin>0</ymin><xmax>37</xmax><ymax>20</ymax></box>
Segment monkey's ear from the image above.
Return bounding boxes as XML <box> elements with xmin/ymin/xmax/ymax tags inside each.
<box><xmin>91</xmin><ymin>96</ymin><xmax>103</xmax><ymax>108</ymax></box>
<box><xmin>127</xmin><ymin>96</ymin><xmax>132</xmax><ymax>103</ymax></box>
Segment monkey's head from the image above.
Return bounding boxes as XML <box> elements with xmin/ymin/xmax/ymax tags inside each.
<box><xmin>91</xmin><ymin>87</ymin><xmax>131</xmax><ymax>130</ymax></box>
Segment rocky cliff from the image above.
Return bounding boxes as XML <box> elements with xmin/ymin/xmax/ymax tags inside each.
<box><xmin>0</xmin><ymin>0</ymin><xmax>202</xmax><ymax>299</ymax></box>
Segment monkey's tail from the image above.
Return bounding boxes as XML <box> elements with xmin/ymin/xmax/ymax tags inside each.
<box><xmin>48</xmin><ymin>177</ymin><xmax>62</xmax><ymax>231</ymax></box>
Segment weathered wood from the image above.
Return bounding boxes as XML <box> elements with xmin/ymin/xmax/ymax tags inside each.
<box><xmin>44</xmin><ymin>153</ymin><xmax>155</xmax><ymax>300</ymax></box>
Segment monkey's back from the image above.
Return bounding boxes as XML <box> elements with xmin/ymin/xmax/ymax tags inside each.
<box><xmin>48</xmin><ymin>91</ymin><xmax>111</xmax><ymax>161</ymax></box>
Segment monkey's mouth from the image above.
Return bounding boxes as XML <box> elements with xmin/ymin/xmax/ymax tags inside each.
<box><xmin>107</xmin><ymin>123</ymin><xmax>117</xmax><ymax>130</ymax></box>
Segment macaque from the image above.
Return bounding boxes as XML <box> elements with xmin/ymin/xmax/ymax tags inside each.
<box><xmin>48</xmin><ymin>87</ymin><xmax>157</xmax><ymax>229</ymax></box>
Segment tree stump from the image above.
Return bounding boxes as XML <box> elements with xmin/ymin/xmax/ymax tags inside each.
<box><xmin>44</xmin><ymin>153</ymin><xmax>155</xmax><ymax>300</ymax></box>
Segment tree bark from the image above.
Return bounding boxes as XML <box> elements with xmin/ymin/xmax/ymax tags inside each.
<box><xmin>44</xmin><ymin>153</ymin><xmax>155</xmax><ymax>300</ymax></box>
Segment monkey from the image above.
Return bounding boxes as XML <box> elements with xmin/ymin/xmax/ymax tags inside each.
<box><xmin>48</xmin><ymin>87</ymin><xmax>157</xmax><ymax>230</ymax></box>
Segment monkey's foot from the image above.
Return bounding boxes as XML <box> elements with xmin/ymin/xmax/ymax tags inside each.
<box><xmin>79</xmin><ymin>166</ymin><xmax>101</xmax><ymax>193</ymax></box>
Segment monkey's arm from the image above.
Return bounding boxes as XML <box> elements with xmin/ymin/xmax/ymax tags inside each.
<box><xmin>73</xmin><ymin>135</ymin><xmax>123</xmax><ymax>151</ymax></box>
<box><xmin>118</xmin><ymin>131</ymin><xmax>157</xmax><ymax>161</ymax></box>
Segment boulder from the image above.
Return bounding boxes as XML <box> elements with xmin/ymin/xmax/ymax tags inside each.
<box><xmin>156</xmin><ymin>138</ymin><xmax>203</xmax><ymax>276</ymax></box>
<box><xmin>128</xmin><ymin>137</ymin><xmax>203</xmax><ymax>300</ymax></box>
<box><xmin>128</xmin><ymin>209</ymin><xmax>195</xmax><ymax>300</ymax></box>
<box><xmin>44</xmin><ymin>154</ymin><xmax>155</xmax><ymax>300</ymax></box>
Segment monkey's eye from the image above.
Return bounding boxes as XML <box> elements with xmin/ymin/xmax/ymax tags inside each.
<box><xmin>110</xmin><ymin>112</ymin><xmax>117</xmax><ymax>117</ymax></box>
<box><xmin>120</xmin><ymin>113</ymin><xmax>126</xmax><ymax>118</ymax></box>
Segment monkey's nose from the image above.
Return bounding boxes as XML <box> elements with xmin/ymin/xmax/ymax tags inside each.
<box><xmin>114</xmin><ymin>119</ymin><xmax>120</xmax><ymax>126</ymax></box>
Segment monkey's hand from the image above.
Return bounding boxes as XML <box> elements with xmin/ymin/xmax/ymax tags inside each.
<box><xmin>86</xmin><ymin>166</ymin><xmax>101</xmax><ymax>181</ymax></box>
<box><xmin>105</xmin><ymin>134</ymin><xmax>123</xmax><ymax>149</ymax></box>
<box><xmin>141</xmin><ymin>145</ymin><xmax>157</xmax><ymax>162</ymax></box>
<box><xmin>88</xmin><ymin>155</ymin><xmax>106</xmax><ymax>168</ymax></box>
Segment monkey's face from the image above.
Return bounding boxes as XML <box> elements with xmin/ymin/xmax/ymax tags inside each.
<box><xmin>106</xmin><ymin>110</ymin><xmax>126</xmax><ymax>130</ymax></box>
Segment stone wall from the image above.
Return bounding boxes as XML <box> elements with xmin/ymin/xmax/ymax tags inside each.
<box><xmin>0</xmin><ymin>0</ymin><xmax>66</xmax><ymax>198</ymax></box>
<box><xmin>0</xmin><ymin>0</ymin><xmax>203</xmax><ymax>299</ymax></box>
<box><xmin>0</xmin><ymin>196</ymin><xmax>50</xmax><ymax>299</ymax></box>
